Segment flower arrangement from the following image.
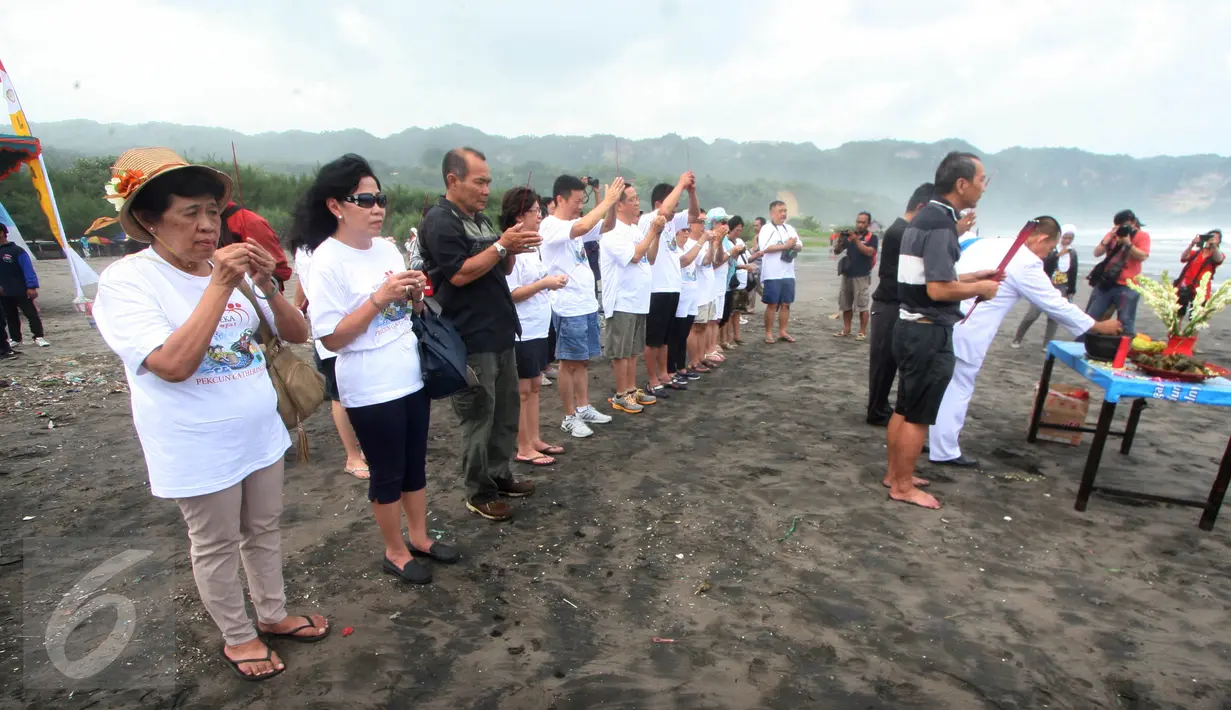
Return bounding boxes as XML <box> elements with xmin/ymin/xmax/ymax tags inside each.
<box><xmin>102</xmin><ymin>168</ymin><xmax>146</xmax><ymax>212</ymax></box>
<box><xmin>1128</xmin><ymin>271</ymin><xmax>1231</xmax><ymax>337</ymax></box>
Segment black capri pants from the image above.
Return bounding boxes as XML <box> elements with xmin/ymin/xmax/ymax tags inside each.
<box><xmin>346</xmin><ymin>389</ymin><xmax>431</xmax><ymax>504</ymax></box>
<box><xmin>720</xmin><ymin>289</ymin><xmax>736</xmax><ymax>327</ymax></box>
<box><xmin>667</xmin><ymin>315</ymin><xmax>694</xmax><ymax>372</ymax></box>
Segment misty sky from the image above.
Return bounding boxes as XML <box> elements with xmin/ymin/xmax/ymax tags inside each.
<box><xmin>2</xmin><ymin>0</ymin><xmax>1228</xmax><ymax>158</ymax></box>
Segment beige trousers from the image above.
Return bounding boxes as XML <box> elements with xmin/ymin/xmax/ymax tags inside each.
<box><xmin>176</xmin><ymin>460</ymin><xmax>288</xmax><ymax>646</ymax></box>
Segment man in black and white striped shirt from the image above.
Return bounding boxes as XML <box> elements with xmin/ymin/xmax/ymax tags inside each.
<box><xmin>884</xmin><ymin>152</ymin><xmax>999</xmax><ymax>510</ymax></box>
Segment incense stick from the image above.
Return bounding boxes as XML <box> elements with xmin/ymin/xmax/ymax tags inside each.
<box><xmin>614</xmin><ymin>138</ymin><xmax>620</xmax><ymax>176</ymax></box>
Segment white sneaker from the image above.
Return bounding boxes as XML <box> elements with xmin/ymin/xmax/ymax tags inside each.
<box><xmin>575</xmin><ymin>404</ymin><xmax>613</xmax><ymax>424</ymax></box>
<box><xmin>540</xmin><ymin>373</ymin><xmax>553</xmax><ymax>386</ymax></box>
<box><xmin>561</xmin><ymin>415</ymin><xmax>594</xmax><ymax>438</ymax></box>
<box><xmin>1009</xmin><ymin>341</ymin><xmax>1022</xmax><ymax>349</ymax></box>
<box><xmin>739</xmin><ymin>317</ymin><xmax>749</xmax><ymax>325</ymax></box>
<box><xmin>34</xmin><ymin>337</ymin><xmax>50</xmax><ymax>348</ymax></box>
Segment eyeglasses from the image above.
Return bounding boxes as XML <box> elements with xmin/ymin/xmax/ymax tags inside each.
<box><xmin>344</xmin><ymin>193</ymin><xmax>388</xmax><ymax>209</ymax></box>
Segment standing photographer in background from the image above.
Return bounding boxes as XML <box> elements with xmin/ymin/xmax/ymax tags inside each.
<box><xmin>1175</xmin><ymin>229</ymin><xmax>1224</xmax><ymax>318</ymax></box>
<box><xmin>833</xmin><ymin>211</ymin><xmax>877</xmax><ymax>340</ymax></box>
<box><xmin>1084</xmin><ymin>209</ymin><xmax>1150</xmax><ymax>334</ymax></box>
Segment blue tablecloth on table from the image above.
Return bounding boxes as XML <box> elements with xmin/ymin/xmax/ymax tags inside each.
<box><xmin>1047</xmin><ymin>341</ymin><xmax>1231</xmax><ymax>405</ymax></box>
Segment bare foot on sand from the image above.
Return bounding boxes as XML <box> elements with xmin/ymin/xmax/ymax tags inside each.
<box><xmin>889</xmin><ymin>487</ymin><xmax>941</xmax><ymax>509</ymax></box>
<box><xmin>883</xmin><ymin>476</ymin><xmax>930</xmax><ymax>488</ymax></box>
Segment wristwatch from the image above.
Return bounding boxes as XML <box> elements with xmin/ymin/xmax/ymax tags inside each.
<box><xmin>494</xmin><ymin>242</ymin><xmax>509</xmax><ymax>258</ymax></box>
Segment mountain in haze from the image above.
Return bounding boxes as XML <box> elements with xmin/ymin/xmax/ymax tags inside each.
<box><xmin>28</xmin><ymin>120</ymin><xmax>1231</xmax><ymax>229</ymax></box>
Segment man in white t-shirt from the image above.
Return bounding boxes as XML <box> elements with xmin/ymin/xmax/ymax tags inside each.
<box><xmin>601</xmin><ymin>183</ymin><xmax>666</xmax><ymax>414</ymax></box>
<box><xmin>638</xmin><ymin>172</ymin><xmax>699</xmax><ymax>398</ymax></box>
<box><xmin>753</xmin><ymin>200</ymin><xmax>804</xmax><ymax>344</ymax></box>
<box><xmin>539</xmin><ymin>174</ymin><xmax>624</xmax><ymax>437</ymax></box>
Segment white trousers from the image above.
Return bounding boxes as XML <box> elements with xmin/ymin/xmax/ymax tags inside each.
<box><xmin>929</xmin><ymin>357</ymin><xmax>981</xmax><ymax>462</ymax></box>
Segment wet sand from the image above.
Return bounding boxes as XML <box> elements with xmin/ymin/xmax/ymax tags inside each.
<box><xmin>2</xmin><ymin>254</ymin><xmax>1230</xmax><ymax>709</ymax></box>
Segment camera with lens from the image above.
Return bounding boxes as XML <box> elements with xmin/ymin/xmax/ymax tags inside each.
<box><xmin>1115</xmin><ymin>224</ymin><xmax>1137</xmax><ymax>238</ymax></box>
<box><xmin>840</xmin><ymin>229</ymin><xmax>853</xmax><ymax>239</ymax></box>
<box><xmin>582</xmin><ymin>176</ymin><xmax>600</xmax><ymax>189</ymax></box>
<box><xmin>1198</xmin><ymin>231</ymin><xmax>1217</xmax><ymax>246</ymax></box>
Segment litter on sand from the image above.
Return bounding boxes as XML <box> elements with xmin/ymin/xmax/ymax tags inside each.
<box><xmin>775</xmin><ymin>516</ymin><xmax>803</xmax><ymax>542</ymax></box>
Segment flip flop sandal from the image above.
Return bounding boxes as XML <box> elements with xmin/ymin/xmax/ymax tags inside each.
<box><xmin>833</xmin><ymin>331</ymin><xmax>849</xmax><ymax>337</ymax></box>
<box><xmin>764</xmin><ymin>338</ymin><xmax>776</xmax><ymax>345</ymax></box>
<box><xmin>345</xmin><ymin>466</ymin><xmax>370</xmax><ymax>480</ymax></box>
<box><xmin>537</xmin><ymin>444</ymin><xmax>565</xmax><ymax>455</ymax></box>
<box><xmin>515</xmin><ymin>454</ymin><xmax>556</xmax><ymax>466</ymax></box>
<box><xmin>779</xmin><ymin>335</ymin><xmax>797</xmax><ymax>343</ymax></box>
<box><xmin>221</xmin><ymin>646</ymin><xmax>284</xmax><ymax>682</ymax></box>
<box><xmin>260</xmin><ymin>615</ymin><xmax>330</xmax><ymax>643</ymax></box>
<box><xmin>855</xmin><ymin>333</ymin><xmax>867</xmax><ymax>341</ymax></box>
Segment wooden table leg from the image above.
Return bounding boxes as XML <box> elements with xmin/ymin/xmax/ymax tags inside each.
<box><xmin>1075</xmin><ymin>400</ymin><xmax>1117</xmax><ymax>512</ymax></box>
<box><xmin>1026</xmin><ymin>354</ymin><xmax>1056</xmax><ymax>444</ymax></box>
<box><xmin>1199</xmin><ymin>436</ymin><xmax>1231</xmax><ymax>531</ymax></box>
<box><xmin>1119</xmin><ymin>398</ymin><xmax>1147</xmax><ymax>455</ymax></box>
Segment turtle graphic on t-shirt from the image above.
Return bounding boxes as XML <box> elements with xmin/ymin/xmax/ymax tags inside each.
<box><xmin>197</xmin><ymin>328</ymin><xmax>262</xmax><ymax>374</ymax></box>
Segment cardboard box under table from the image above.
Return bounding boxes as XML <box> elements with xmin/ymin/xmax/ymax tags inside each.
<box><xmin>1026</xmin><ymin>341</ymin><xmax>1231</xmax><ymax>530</ymax></box>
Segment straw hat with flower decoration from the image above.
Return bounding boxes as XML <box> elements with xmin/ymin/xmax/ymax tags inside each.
<box><xmin>87</xmin><ymin>147</ymin><xmax>233</xmax><ymax>243</ymax></box>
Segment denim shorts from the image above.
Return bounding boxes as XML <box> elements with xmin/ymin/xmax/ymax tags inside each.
<box><xmin>553</xmin><ymin>312</ymin><xmax>602</xmax><ymax>361</ymax></box>
<box><xmin>762</xmin><ymin>277</ymin><xmax>796</xmax><ymax>305</ymax></box>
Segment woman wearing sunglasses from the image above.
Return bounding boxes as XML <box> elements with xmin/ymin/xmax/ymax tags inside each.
<box><xmin>292</xmin><ymin>154</ymin><xmax>459</xmax><ymax>584</ymax></box>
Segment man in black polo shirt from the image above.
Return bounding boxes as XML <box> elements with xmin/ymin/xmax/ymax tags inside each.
<box><xmin>866</xmin><ymin>183</ymin><xmax>933</xmax><ymax>426</ymax></box>
<box><xmin>884</xmin><ymin>152</ymin><xmax>998</xmax><ymax>510</ymax></box>
<box><xmin>421</xmin><ymin>146</ymin><xmax>543</xmax><ymax>521</ymax></box>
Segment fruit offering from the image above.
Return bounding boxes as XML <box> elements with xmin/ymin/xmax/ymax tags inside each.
<box><xmin>1131</xmin><ymin>334</ymin><xmax>1165</xmax><ymax>353</ymax></box>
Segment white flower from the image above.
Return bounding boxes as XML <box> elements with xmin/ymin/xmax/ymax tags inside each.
<box><xmin>103</xmin><ymin>177</ymin><xmax>124</xmax><ymax>213</ymax></box>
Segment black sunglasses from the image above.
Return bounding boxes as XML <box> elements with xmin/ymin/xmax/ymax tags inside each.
<box><xmin>344</xmin><ymin>193</ymin><xmax>387</xmax><ymax>209</ymax></box>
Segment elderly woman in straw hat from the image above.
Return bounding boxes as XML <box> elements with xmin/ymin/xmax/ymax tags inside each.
<box><xmin>91</xmin><ymin>148</ymin><xmax>328</xmax><ymax>681</ymax></box>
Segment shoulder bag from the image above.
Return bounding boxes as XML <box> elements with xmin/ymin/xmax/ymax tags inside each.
<box><xmin>411</xmin><ymin>297</ymin><xmax>476</xmax><ymax>400</ymax></box>
<box><xmin>236</xmin><ymin>281</ymin><xmax>326</xmax><ymax>462</ymax></box>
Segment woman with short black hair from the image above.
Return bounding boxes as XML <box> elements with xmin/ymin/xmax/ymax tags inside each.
<box><xmin>93</xmin><ymin>148</ymin><xmax>327</xmax><ymax>681</ymax></box>
<box><xmin>500</xmin><ymin>187</ymin><xmax>570</xmax><ymax>459</ymax></box>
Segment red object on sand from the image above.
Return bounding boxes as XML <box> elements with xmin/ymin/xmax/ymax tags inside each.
<box><xmin>1112</xmin><ymin>336</ymin><xmax>1132</xmax><ymax>368</ymax></box>
<box><xmin>341</xmin><ymin>626</ymin><xmax>354</xmax><ymax>637</ymax></box>
<box><xmin>962</xmin><ymin>220</ymin><xmax>1038</xmax><ymax>323</ymax></box>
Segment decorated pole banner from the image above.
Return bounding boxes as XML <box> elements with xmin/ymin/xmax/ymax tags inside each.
<box><xmin>0</xmin><ymin>57</ymin><xmax>98</xmax><ymax>303</ymax></box>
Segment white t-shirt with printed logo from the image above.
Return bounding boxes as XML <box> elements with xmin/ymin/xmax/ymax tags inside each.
<box><xmin>539</xmin><ymin>215</ymin><xmax>602</xmax><ymax>318</ymax></box>
<box><xmin>599</xmin><ymin>219</ymin><xmax>653</xmax><ymax>318</ymax></box>
<box><xmin>294</xmin><ymin>247</ymin><xmax>335</xmax><ymax>360</ymax></box>
<box><xmin>756</xmin><ymin>223</ymin><xmax>803</xmax><ymax>281</ymax></box>
<box><xmin>639</xmin><ymin>210</ymin><xmax>690</xmax><ymax>294</ymax></box>
<box><xmin>677</xmin><ymin>238</ymin><xmax>700</xmax><ymax>317</ymax></box>
<box><xmin>696</xmin><ymin>239</ymin><xmax>715</xmax><ymax>307</ymax></box>
<box><xmin>306</xmin><ymin>238</ymin><xmax>423</xmax><ymax>409</ymax></box>
<box><xmin>505</xmin><ymin>251</ymin><xmax>552</xmax><ymax>340</ymax></box>
<box><xmin>93</xmin><ymin>251</ymin><xmax>290</xmax><ymax>499</ymax></box>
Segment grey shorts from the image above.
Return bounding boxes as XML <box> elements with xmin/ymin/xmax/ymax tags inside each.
<box><xmin>839</xmin><ymin>274</ymin><xmax>872</xmax><ymax>313</ymax></box>
<box><xmin>603</xmin><ymin>311</ymin><xmax>646</xmax><ymax>359</ymax></box>
<box><xmin>696</xmin><ymin>302</ymin><xmax>715</xmax><ymax>322</ymax></box>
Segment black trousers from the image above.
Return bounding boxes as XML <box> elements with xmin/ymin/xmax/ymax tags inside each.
<box><xmin>866</xmin><ymin>301</ymin><xmax>899</xmax><ymax>424</ymax></box>
<box><xmin>667</xmin><ymin>316</ymin><xmax>694</xmax><ymax>373</ymax></box>
<box><xmin>1</xmin><ymin>296</ymin><xmax>43</xmax><ymax>341</ymax></box>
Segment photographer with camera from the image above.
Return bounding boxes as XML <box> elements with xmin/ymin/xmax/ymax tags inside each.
<box><xmin>1084</xmin><ymin>209</ymin><xmax>1150</xmax><ymax>334</ymax></box>
<box><xmin>1175</xmin><ymin>229</ymin><xmax>1224</xmax><ymax>318</ymax></box>
<box><xmin>832</xmin><ymin>211</ymin><xmax>877</xmax><ymax>340</ymax></box>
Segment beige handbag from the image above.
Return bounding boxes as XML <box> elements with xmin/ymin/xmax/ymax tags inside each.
<box><xmin>236</xmin><ymin>281</ymin><xmax>325</xmax><ymax>462</ymax></box>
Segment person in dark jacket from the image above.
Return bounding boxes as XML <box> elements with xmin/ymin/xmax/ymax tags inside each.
<box><xmin>865</xmin><ymin>183</ymin><xmax>933</xmax><ymax>426</ymax></box>
<box><xmin>0</xmin><ymin>223</ymin><xmax>48</xmax><ymax>347</ymax></box>
<box><xmin>1011</xmin><ymin>223</ymin><xmax>1079</xmax><ymax>349</ymax></box>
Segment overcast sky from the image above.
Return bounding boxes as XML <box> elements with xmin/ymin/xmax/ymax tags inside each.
<box><xmin>2</xmin><ymin>0</ymin><xmax>1227</xmax><ymax>158</ymax></box>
